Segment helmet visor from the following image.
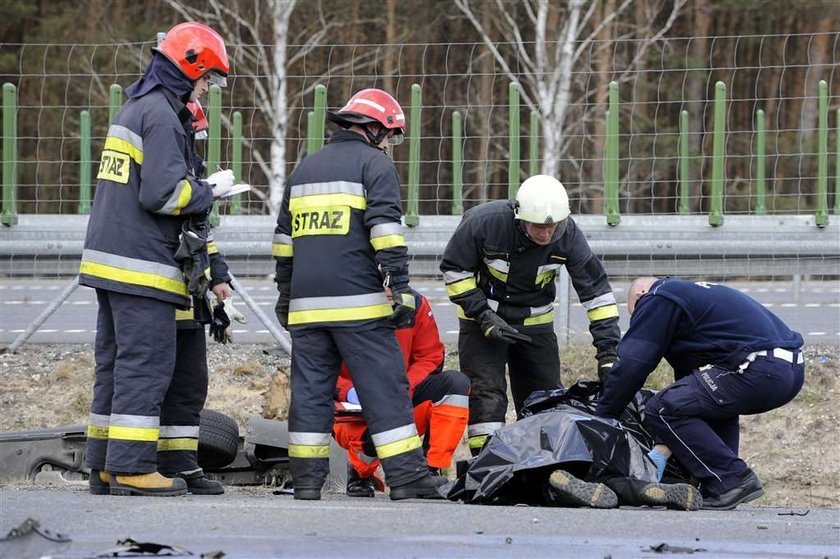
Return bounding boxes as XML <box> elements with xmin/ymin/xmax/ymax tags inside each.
<box><xmin>206</xmin><ymin>71</ymin><xmax>227</xmax><ymax>88</ymax></box>
<box><xmin>388</xmin><ymin>130</ymin><xmax>404</xmax><ymax>146</ymax></box>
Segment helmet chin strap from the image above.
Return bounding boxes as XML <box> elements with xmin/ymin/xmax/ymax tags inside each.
<box><xmin>363</xmin><ymin>123</ymin><xmax>389</xmax><ymax>150</ymax></box>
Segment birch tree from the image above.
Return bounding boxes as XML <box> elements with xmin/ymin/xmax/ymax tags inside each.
<box><xmin>455</xmin><ymin>0</ymin><xmax>685</xmax><ymax>182</ymax></box>
<box><xmin>163</xmin><ymin>0</ymin><xmax>297</xmax><ymax>213</ymax></box>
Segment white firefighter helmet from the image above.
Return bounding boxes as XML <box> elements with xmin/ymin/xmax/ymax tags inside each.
<box><xmin>514</xmin><ymin>175</ymin><xmax>570</xmax><ymax>225</ymax></box>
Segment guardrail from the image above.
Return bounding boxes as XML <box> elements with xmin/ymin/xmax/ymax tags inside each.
<box><xmin>1</xmin><ymin>214</ymin><xmax>837</xmax><ymax>279</ymax></box>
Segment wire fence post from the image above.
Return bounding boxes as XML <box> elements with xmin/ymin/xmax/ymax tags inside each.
<box><xmin>2</xmin><ymin>83</ymin><xmax>18</xmax><ymax>226</ymax></box>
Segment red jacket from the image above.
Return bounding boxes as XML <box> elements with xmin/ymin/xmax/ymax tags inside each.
<box><xmin>336</xmin><ymin>290</ymin><xmax>444</xmax><ymax>400</ymax></box>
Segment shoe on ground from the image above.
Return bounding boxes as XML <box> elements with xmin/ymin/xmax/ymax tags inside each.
<box><xmin>109</xmin><ymin>472</ymin><xmax>187</xmax><ymax>497</ymax></box>
<box><xmin>175</xmin><ymin>470</ymin><xmax>225</xmax><ymax>495</ymax></box>
<box><xmin>346</xmin><ymin>466</ymin><xmax>375</xmax><ymax>498</ymax></box>
<box><xmin>547</xmin><ymin>469</ymin><xmax>618</xmax><ymax>509</ymax></box>
<box><xmin>638</xmin><ymin>481</ymin><xmax>703</xmax><ymax>511</ymax></box>
<box><xmin>389</xmin><ymin>474</ymin><xmax>447</xmax><ymax>501</ymax></box>
<box><xmin>89</xmin><ymin>470</ymin><xmax>111</xmax><ymax>495</ymax></box>
<box><xmin>294</xmin><ymin>487</ymin><xmax>322</xmax><ymax>500</ymax></box>
<box><xmin>701</xmin><ymin>469</ymin><xmax>764</xmax><ymax>510</ymax></box>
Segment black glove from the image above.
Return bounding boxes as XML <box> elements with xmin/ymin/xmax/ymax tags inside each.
<box><xmin>477</xmin><ymin>309</ymin><xmax>532</xmax><ymax>345</ymax></box>
<box><xmin>389</xmin><ymin>282</ymin><xmax>415</xmax><ymax>324</ymax></box>
<box><xmin>596</xmin><ymin>351</ymin><xmax>619</xmax><ymax>382</ymax></box>
<box><xmin>383</xmin><ymin>272</ymin><xmax>414</xmax><ymax>324</ymax></box>
<box><xmin>174</xmin><ymin>216</ymin><xmax>210</xmax><ymax>298</ymax></box>
<box><xmin>209</xmin><ymin>301</ymin><xmax>232</xmax><ymax>344</ymax></box>
<box><xmin>274</xmin><ymin>294</ymin><xmax>290</xmax><ymax>328</ymax></box>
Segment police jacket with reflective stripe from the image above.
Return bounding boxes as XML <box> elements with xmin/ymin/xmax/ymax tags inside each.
<box><xmin>79</xmin><ymin>87</ymin><xmax>214</xmax><ymax>308</ymax></box>
<box><xmin>273</xmin><ymin>131</ymin><xmax>408</xmax><ymax>329</ymax></box>
<box><xmin>440</xmin><ymin>200</ymin><xmax>620</xmax><ymax>354</ymax></box>
<box><xmin>596</xmin><ymin>278</ymin><xmax>804</xmax><ymax>417</ymax></box>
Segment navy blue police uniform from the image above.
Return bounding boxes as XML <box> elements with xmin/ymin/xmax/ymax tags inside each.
<box><xmin>596</xmin><ymin>278</ymin><xmax>804</xmax><ymax>499</ymax></box>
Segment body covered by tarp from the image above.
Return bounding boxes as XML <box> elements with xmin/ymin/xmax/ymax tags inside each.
<box><xmin>445</xmin><ymin>381</ymin><xmax>663</xmax><ymax>505</ymax></box>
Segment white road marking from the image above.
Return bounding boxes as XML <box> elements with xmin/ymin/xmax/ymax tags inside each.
<box><xmin>64</xmin><ymin>329</ymin><xmax>87</xmax><ymax>333</ymax></box>
<box><xmin>806</xmin><ymin>332</ymin><xmax>826</xmax><ymax>336</ymax></box>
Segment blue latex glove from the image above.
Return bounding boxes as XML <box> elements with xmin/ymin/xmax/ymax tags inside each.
<box><xmin>346</xmin><ymin>387</ymin><xmax>360</xmax><ymax>405</ymax></box>
<box><xmin>647</xmin><ymin>448</ymin><xmax>667</xmax><ymax>481</ymax></box>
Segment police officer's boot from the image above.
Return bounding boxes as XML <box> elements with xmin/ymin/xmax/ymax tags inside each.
<box><xmin>389</xmin><ymin>473</ymin><xmax>447</xmax><ymax>501</ymax></box>
<box><xmin>175</xmin><ymin>469</ymin><xmax>225</xmax><ymax>495</ymax></box>
<box><xmin>109</xmin><ymin>472</ymin><xmax>188</xmax><ymax>497</ymax></box>
<box><xmin>89</xmin><ymin>470</ymin><xmax>111</xmax><ymax>495</ymax></box>
<box><xmin>346</xmin><ymin>464</ymin><xmax>375</xmax><ymax>498</ymax></box>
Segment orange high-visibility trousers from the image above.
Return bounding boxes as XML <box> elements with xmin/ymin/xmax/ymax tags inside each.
<box><xmin>333</xmin><ymin>370</ymin><xmax>469</xmax><ymax>477</ymax></box>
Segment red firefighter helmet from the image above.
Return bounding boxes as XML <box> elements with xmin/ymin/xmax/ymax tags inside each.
<box><xmin>187</xmin><ymin>100</ymin><xmax>208</xmax><ymax>139</ymax></box>
<box><xmin>327</xmin><ymin>88</ymin><xmax>405</xmax><ymax>145</ymax></box>
<box><xmin>154</xmin><ymin>22</ymin><xmax>229</xmax><ymax>87</ymax></box>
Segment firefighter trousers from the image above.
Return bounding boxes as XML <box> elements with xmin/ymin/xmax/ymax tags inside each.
<box><xmin>333</xmin><ymin>369</ymin><xmax>470</xmax><ymax>478</ymax></box>
<box><xmin>458</xmin><ymin>320</ymin><xmax>561</xmax><ymax>453</ymax></box>
<box><xmin>85</xmin><ymin>289</ymin><xmax>177</xmax><ymax>474</ymax></box>
<box><xmin>288</xmin><ymin>324</ymin><xmax>428</xmax><ymax>490</ymax></box>
<box><xmin>157</xmin><ymin>326</ymin><xmax>208</xmax><ymax>475</ymax></box>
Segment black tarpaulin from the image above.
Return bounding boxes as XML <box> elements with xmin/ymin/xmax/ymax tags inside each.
<box><xmin>445</xmin><ymin>381</ymin><xmax>661</xmax><ymax>505</ymax></box>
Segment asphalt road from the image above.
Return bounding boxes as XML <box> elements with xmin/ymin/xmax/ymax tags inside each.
<box><xmin>1</xmin><ymin>278</ymin><xmax>838</xmax><ymax>347</ymax></box>
<box><xmin>1</xmin><ymin>486</ymin><xmax>837</xmax><ymax>559</ymax></box>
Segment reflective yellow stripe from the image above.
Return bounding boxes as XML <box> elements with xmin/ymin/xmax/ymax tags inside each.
<box><xmin>87</xmin><ymin>425</ymin><xmax>109</xmax><ymax>439</ymax></box>
<box><xmin>108</xmin><ymin>425</ymin><xmax>159</xmax><ymax>442</ymax></box>
<box><xmin>587</xmin><ymin>304</ymin><xmax>620</xmax><ymax>321</ymax></box>
<box><xmin>157</xmin><ymin>438</ymin><xmax>199</xmax><ymax>451</ymax></box>
<box><xmin>524</xmin><ymin>310</ymin><xmax>554</xmax><ymax>326</ymax></box>
<box><xmin>175</xmin><ymin>308</ymin><xmax>194</xmax><ymax>321</ymax></box>
<box><xmin>288</xmin><ymin>303</ymin><xmax>392</xmax><ymax>325</ymax></box>
<box><xmin>446</xmin><ymin>277</ymin><xmax>477</xmax><ymax>297</ymax></box>
<box><xmin>272</xmin><ymin>243</ymin><xmax>293</xmax><ymax>257</ymax></box>
<box><xmin>370</xmin><ymin>233</ymin><xmax>406</xmax><ymax>251</ymax></box>
<box><xmin>485</xmin><ymin>266</ymin><xmax>508</xmax><ymax>283</ymax></box>
<box><xmin>375</xmin><ymin>434</ymin><xmax>422</xmax><ymax>459</ymax></box>
<box><xmin>80</xmin><ymin>261</ymin><xmax>188</xmax><ymax>297</ymax></box>
<box><xmin>456</xmin><ymin>306</ymin><xmax>475</xmax><ymax>321</ymax></box>
<box><xmin>288</xmin><ymin>444</ymin><xmax>330</xmax><ymax>458</ymax></box>
<box><xmin>174</xmin><ymin>180</ymin><xmax>192</xmax><ymax>214</ymax></box>
<box><xmin>468</xmin><ymin>435</ymin><xmax>489</xmax><ymax>449</ymax></box>
<box><xmin>289</xmin><ymin>193</ymin><xmax>366</xmax><ymax>212</ymax></box>
<box><xmin>103</xmin><ymin>136</ymin><xmax>143</xmax><ymax>165</ymax></box>
<box><xmin>535</xmin><ymin>271</ymin><xmax>554</xmax><ymax>286</ymax></box>
<box><xmin>207</xmin><ymin>240</ymin><xmax>219</xmax><ymax>255</ymax></box>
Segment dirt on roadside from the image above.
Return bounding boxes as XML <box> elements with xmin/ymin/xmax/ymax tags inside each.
<box><xmin>0</xmin><ymin>342</ymin><xmax>837</xmax><ymax>508</ymax></box>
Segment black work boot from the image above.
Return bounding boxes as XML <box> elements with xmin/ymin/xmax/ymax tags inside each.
<box><xmin>294</xmin><ymin>487</ymin><xmax>322</xmax><ymax>500</ymax></box>
<box><xmin>546</xmin><ymin>469</ymin><xmax>618</xmax><ymax>509</ymax></box>
<box><xmin>701</xmin><ymin>469</ymin><xmax>764</xmax><ymax>510</ymax></box>
<box><xmin>603</xmin><ymin>476</ymin><xmax>702</xmax><ymax>511</ymax></box>
<box><xmin>109</xmin><ymin>472</ymin><xmax>187</xmax><ymax>497</ymax></box>
<box><xmin>346</xmin><ymin>465</ymin><xmax>375</xmax><ymax>498</ymax></box>
<box><xmin>175</xmin><ymin>470</ymin><xmax>225</xmax><ymax>495</ymax></box>
<box><xmin>89</xmin><ymin>470</ymin><xmax>111</xmax><ymax>495</ymax></box>
<box><xmin>389</xmin><ymin>474</ymin><xmax>447</xmax><ymax>501</ymax></box>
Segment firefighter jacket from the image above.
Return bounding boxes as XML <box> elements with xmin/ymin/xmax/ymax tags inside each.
<box><xmin>440</xmin><ymin>200</ymin><xmax>620</xmax><ymax>355</ymax></box>
<box><xmin>273</xmin><ymin>130</ymin><xmax>408</xmax><ymax>329</ymax></box>
<box><xmin>336</xmin><ymin>290</ymin><xmax>445</xmax><ymax>400</ymax></box>
<box><xmin>79</xmin><ymin>87</ymin><xmax>215</xmax><ymax>308</ymax></box>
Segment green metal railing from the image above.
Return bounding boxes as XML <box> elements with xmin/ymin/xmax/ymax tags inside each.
<box><xmin>2</xmin><ymin>79</ymin><xmax>837</xmax><ymax>228</ymax></box>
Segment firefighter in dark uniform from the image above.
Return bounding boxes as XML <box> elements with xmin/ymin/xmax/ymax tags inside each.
<box><xmin>154</xmin><ymin>99</ymin><xmax>242</xmax><ymax>496</ymax></box>
<box><xmin>80</xmin><ymin>22</ymin><xmax>232</xmax><ymax>497</ymax></box>
<box><xmin>440</xmin><ymin>175</ymin><xmax>621</xmax><ymax>454</ymax></box>
<box><xmin>273</xmin><ymin>88</ymin><xmax>446</xmax><ymax>500</ymax></box>
<box><xmin>333</xmin><ymin>287</ymin><xmax>470</xmax><ymax>497</ymax></box>
<box><xmin>596</xmin><ymin>277</ymin><xmax>805</xmax><ymax>510</ymax></box>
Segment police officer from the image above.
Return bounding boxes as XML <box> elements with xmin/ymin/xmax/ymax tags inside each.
<box><xmin>440</xmin><ymin>175</ymin><xmax>620</xmax><ymax>454</ymax></box>
<box><xmin>596</xmin><ymin>277</ymin><xmax>805</xmax><ymax>510</ymax></box>
<box><xmin>80</xmin><ymin>22</ymin><xmax>233</xmax><ymax>497</ymax></box>
<box><xmin>333</xmin><ymin>287</ymin><xmax>470</xmax><ymax>497</ymax></box>
<box><xmin>273</xmin><ymin>88</ymin><xmax>446</xmax><ymax>500</ymax></box>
